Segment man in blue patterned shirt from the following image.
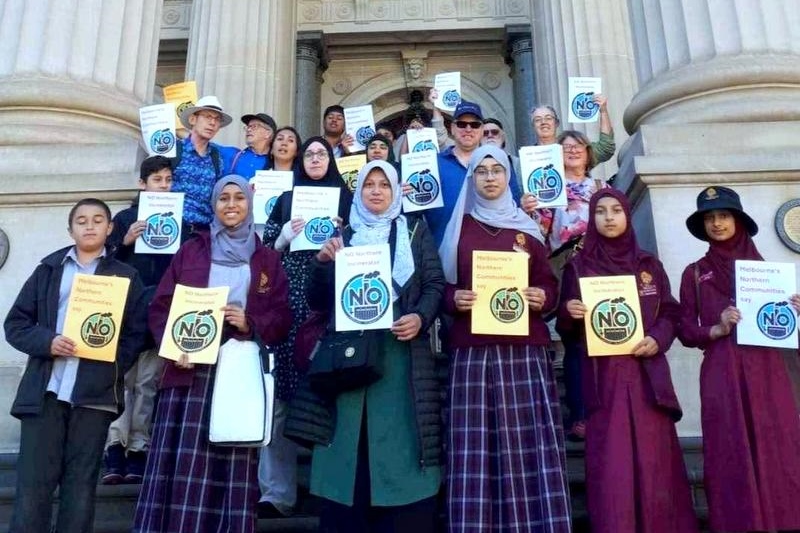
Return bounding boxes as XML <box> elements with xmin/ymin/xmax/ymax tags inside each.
<box><xmin>173</xmin><ymin>95</ymin><xmax>232</xmax><ymax>232</ymax></box>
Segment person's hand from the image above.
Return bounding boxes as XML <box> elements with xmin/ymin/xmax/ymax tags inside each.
<box><xmin>521</xmin><ymin>193</ymin><xmax>539</xmax><ymax>215</ymax></box>
<box><xmin>391</xmin><ymin>313</ymin><xmax>422</xmax><ymax>341</ymax></box>
<box><xmin>401</xmin><ymin>183</ymin><xmax>413</xmax><ymax>196</ymax></box>
<box><xmin>790</xmin><ymin>294</ymin><xmax>800</xmax><ymax>314</ymax></box>
<box><xmin>594</xmin><ymin>93</ymin><xmax>608</xmax><ymax>113</ymax></box>
<box><xmin>175</xmin><ymin>353</ymin><xmax>194</xmax><ymax>369</ymax></box>
<box><xmin>222</xmin><ymin>304</ymin><xmax>250</xmax><ymax>334</ymax></box>
<box><xmin>342</xmin><ymin>134</ymin><xmax>355</xmax><ymax>153</ymax></box>
<box><xmin>711</xmin><ymin>305</ymin><xmax>741</xmax><ymax>339</ymax></box>
<box><xmin>632</xmin><ymin>336</ymin><xmax>659</xmax><ymax>357</ymax></box>
<box><xmin>50</xmin><ymin>335</ymin><xmax>76</xmax><ymax>357</ymax></box>
<box><xmin>123</xmin><ymin>220</ymin><xmax>146</xmax><ymax>246</ymax></box>
<box><xmin>275</xmin><ymin>218</ymin><xmax>305</xmax><ymax>251</ymax></box>
<box><xmin>524</xmin><ymin>287</ymin><xmax>546</xmax><ymax>311</ymax></box>
<box><xmin>317</xmin><ymin>236</ymin><xmax>343</xmax><ymax>263</ymax></box>
<box><xmin>454</xmin><ymin>290</ymin><xmax>477</xmax><ymax>312</ymax></box>
<box><xmin>567</xmin><ymin>299</ymin><xmax>587</xmax><ymax>320</ymax></box>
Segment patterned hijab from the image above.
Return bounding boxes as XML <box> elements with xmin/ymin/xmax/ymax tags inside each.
<box><xmin>439</xmin><ymin>145</ymin><xmax>545</xmax><ymax>283</ymax></box>
<box><xmin>209</xmin><ymin>175</ymin><xmax>256</xmax><ymax>266</ymax></box>
<box><xmin>350</xmin><ymin>160</ymin><xmax>414</xmax><ymax>295</ymax></box>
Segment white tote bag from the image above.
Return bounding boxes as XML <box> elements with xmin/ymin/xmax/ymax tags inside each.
<box><xmin>209</xmin><ymin>338</ymin><xmax>275</xmax><ymax>447</ymax></box>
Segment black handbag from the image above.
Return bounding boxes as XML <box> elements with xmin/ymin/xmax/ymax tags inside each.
<box><xmin>306</xmin><ymin>329</ymin><xmax>384</xmax><ymax>397</ymax></box>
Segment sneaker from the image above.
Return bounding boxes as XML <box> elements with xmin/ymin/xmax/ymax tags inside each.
<box><xmin>101</xmin><ymin>444</ymin><xmax>126</xmax><ymax>485</ymax></box>
<box><xmin>124</xmin><ymin>451</ymin><xmax>147</xmax><ymax>484</ymax></box>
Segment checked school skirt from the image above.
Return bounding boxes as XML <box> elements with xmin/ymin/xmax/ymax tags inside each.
<box><xmin>133</xmin><ymin>364</ymin><xmax>259</xmax><ymax>533</ymax></box>
<box><xmin>447</xmin><ymin>344</ymin><xmax>571</xmax><ymax>533</ymax></box>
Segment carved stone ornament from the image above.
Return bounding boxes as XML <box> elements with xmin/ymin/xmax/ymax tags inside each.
<box><xmin>405</xmin><ymin>58</ymin><xmax>427</xmax><ymax>85</ymax></box>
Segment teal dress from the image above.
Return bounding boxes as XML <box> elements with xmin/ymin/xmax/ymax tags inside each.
<box><xmin>309</xmin><ymin>331</ymin><xmax>441</xmax><ymax>506</ymax></box>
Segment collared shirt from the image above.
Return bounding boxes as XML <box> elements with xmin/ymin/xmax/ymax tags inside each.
<box><xmin>47</xmin><ymin>247</ymin><xmax>115</xmax><ymax>413</ymax></box>
<box><xmin>172</xmin><ymin>136</ymin><xmax>220</xmax><ymax>225</ymax></box>
<box><xmin>218</xmin><ymin>145</ymin><xmax>271</xmax><ymax>178</ymax></box>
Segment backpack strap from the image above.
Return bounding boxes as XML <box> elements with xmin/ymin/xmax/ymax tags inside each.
<box><xmin>229</xmin><ymin>149</ymin><xmax>246</xmax><ymax>175</ymax></box>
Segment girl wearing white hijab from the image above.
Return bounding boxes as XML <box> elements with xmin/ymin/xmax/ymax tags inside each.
<box><xmin>302</xmin><ymin>160</ymin><xmax>445</xmax><ymax>533</ymax></box>
<box><xmin>440</xmin><ymin>145</ymin><xmax>571</xmax><ymax>533</ymax></box>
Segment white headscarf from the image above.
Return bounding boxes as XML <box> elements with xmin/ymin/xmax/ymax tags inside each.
<box><xmin>350</xmin><ymin>160</ymin><xmax>414</xmax><ymax>297</ymax></box>
<box><xmin>439</xmin><ymin>145</ymin><xmax>544</xmax><ymax>283</ymax></box>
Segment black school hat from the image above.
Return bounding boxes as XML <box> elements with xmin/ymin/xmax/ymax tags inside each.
<box><xmin>685</xmin><ymin>186</ymin><xmax>758</xmax><ymax>241</ymax></box>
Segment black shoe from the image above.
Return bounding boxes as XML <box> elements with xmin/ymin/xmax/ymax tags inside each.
<box><xmin>257</xmin><ymin>501</ymin><xmax>292</xmax><ymax>519</ymax></box>
<box><xmin>124</xmin><ymin>450</ymin><xmax>146</xmax><ymax>483</ymax></box>
<box><xmin>101</xmin><ymin>444</ymin><xmax>126</xmax><ymax>485</ymax></box>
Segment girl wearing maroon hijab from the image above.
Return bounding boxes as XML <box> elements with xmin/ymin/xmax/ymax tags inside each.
<box><xmin>678</xmin><ymin>186</ymin><xmax>800</xmax><ymax>533</ymax></box>
<box><xmin>557</xmin><ymin>189</ymin><xmax>698</xmax><ymax>533</ymax></box>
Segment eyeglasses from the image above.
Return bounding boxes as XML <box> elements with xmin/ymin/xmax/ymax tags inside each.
<box><xmin>303</xmin><ymin>150</ymin><xmax>330</xmax><ymax>161</ymax></box>
<box><xmin>473</xmin><ymin>165</ymin><xmax>506</xmax><ymax>179</ymax></box>
<box><xmin>561</xmin><ymin>143</ymin><xmax>587</xmax><ymax>153</ymax></box>
<box><xmin>454</xmin><ymin>120</ymin><xmax>482</xmax><ymax>130</ymax></box>
<box><xmin>243</xmin><ymin>123</ymin><xmax>271</xmax><ymax>132</ymax></box>
<box><xmin>483</xmin><ymin>128</ymin><xmax>501</xmax><ymax>137</ymax></box>
<box><xmin>533</xmin><ymin>115</ymin><xmax>557</xmax><ymax>125</ymax></box>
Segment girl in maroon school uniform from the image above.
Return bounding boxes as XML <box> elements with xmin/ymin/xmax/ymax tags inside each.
<box><xmin>557</xmin><ymin>189</ymin><xmax>698</xmax><ymax>533</ymax></box>
<box><xmin>439</xmin><ymin>145</ymin><xmax>571</xmax><ymax>532</ymax></box>
<box><xmin>678</xmin><ymin>186</ymin><xmax>800</xmax><ymax>533</ymax></box>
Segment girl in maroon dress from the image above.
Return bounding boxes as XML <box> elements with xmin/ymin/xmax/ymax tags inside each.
<box><xmin>557</xmin><ymin>189</ymin><xmax>698</xmax><ymax>533</ymax></box>
<box><xmin>678</xmin><ymin>186</ymin><xmax>800</xmax><ymax>533</ymax></box>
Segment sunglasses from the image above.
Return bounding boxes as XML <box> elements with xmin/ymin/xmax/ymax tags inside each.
<box><xmin>483</xmin><ymin>128</ymin><xmax>501</xmax><ymax>137</ymax></box>
<box><xmin>454</xmin><ymin>120</ymin><xmax>482</xmax><ymax>130</ymax></box>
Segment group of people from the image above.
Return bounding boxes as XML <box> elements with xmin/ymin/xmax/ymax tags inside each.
<box><xmin>4</xmin><ymin>81</ymin><xmax>800</xmax><ymax>533</ymax></box>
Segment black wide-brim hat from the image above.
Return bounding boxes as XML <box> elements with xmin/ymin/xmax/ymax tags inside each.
<box><xmin>685</xmin><ymin>186</ymin><xmax>758</xmax><ymax>241</ymax></box>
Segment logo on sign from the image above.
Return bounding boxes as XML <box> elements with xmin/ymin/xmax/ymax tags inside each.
<box><xmin>341</xmin><ymin>271</ymin><xmax>390</xmax><ymax>325</ymax></box>
<box><xmin>490</xmin><ymin>287</ymin><xmax>525</xmax><ymax>323</ymax></box>
<box><xmin>527</xmin><ymin>164</ymin><xmax>563</xmax><ymax>203</ymax></box>
<box><xmin>265</xmin><ymin>196</ymin><xmax>279</xmax><ymax>218</ymax></box>
<box><xmin>571</xmin><ymin>92</ymin><xmax>599</xmax><ymax>120</ymax></box>
<box><xmin>356</xmin><ymin>126</ymin><xmax>376</xmax><ymax>146</ymax></box>
<box><xmin>756</xmin><ymin>301</ymin><xmax>796</xmax><ymax>340</ymax></box>
<box><xmin>304</xmin><ymin>216</ymin><xmax>336</xmax><ymax>245</ymax></box>
<box><xmin>590</xmin><ymin>297</ymin><xmax>637</xmax><ymax>345</ymax></box>
<box><xmin>150</xmin><ymin>128</ymin><xmax>176</xmax><ymax>155</ymax></box>
<box><xmin>406</xmin><ymin>169</ymin><xmax>439</xmax><ymax>206</ymax></box>
<box><xmin>80</xmin><ymin>312</ymin><xmax>116</xmax><ymax>348</ymax></box>
<box><xmin>143</xmin><ymin>211</ymin><xmax>180</xmax><ymax>250</ymax></box>
<box><xmin>171</xmin><ymin>309</ymin><xmax>217</xmax><ymax>353</ymax></box>
<box><xmin>412</xmin><ymin>140</ymin><xmax>437</xmax><ymax>152</ymax></box>
<box><xmin>341</xmin><ymin>170</ymin><xmax>359</xmax><ymax>192</ymax></box>
<box><xmin>442</xmin><ymin>90</ymin><xmax>461</xmax><ymax>108</ymax></box>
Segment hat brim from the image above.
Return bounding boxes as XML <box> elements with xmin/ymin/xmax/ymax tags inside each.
<box><xmin>685</xmin><ymin>209</ymin><xmax>759</xmax><ymax>241</ymax></box>
<box><xmin>179</xmin><ymin>105</ymin><xmax>233</xmax><ymax>130</ymax></box>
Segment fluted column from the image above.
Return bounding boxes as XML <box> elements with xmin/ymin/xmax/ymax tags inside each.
<box><xmin>294</xmin><ymin>38</ymin><xmax>325</xmax><ymax>141</ymax></box>
<box><xmin>624</xmin><ymin>0</ymin><xmax>800</xmax><ymax>131</ymax></box>
<box><xmin>185</xmin><ymin>0</ymin><xmax>297</xmax><ymax>146</ymax></box>
<box><xmin>508</xmin><ymin>36</ymin><xmax>536</xmax><ymax>149</ymax></box>
<box><xmin>529</xmin><ymin>0</ymin><xmax>638</xmax><ymax>175</ymax></box>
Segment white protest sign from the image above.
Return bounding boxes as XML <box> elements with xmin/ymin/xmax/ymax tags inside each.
<box><xmin>250</xmin><ymin>171</ymin><xmax>293</xmax><ymax>225</ymax></box>
<box><xmin>406</xmin><ymin>127</ymin><xmax>439</xmax><ymax>153</ymax></box>
<box><xmin>135</xmin><ymin>192</ymin><xmax>184</xmax><ymax>255</ymax></box>
<box><xmin>518</xmin><ymin>144</ymin><xmax>567</xmax><ymax>208</ymax></box>
<box><xmin>567</xmin><ymin>77</ymin><xmax>602</xmax><ymax>123</ymax></box>
<box><xmin>290</xmin><ymin>186</ymin><xmax>341</xmax><ymax>252</ymax></box>
<box><xmin>335</xmin><ymin>244</ymin><xmax>394</xmax><ymax>332</ymax></box>
<box><xmin>735</xmin><ymin>260</ymin><xmax>798</xmax><ymax>349</ymax></box>
<box><xmin>401</xmin><ymin>150</ymin><xmax>444</xmax><ymax>213</ymax></box>
<box><xmin>344</xmin><ymin>105</ymin><xmax>376</xmax><ymax>153</ymax></box>
<box><xmin>139</xmin><ymin>103</ymin><xmax>177</xmax><ymax>157</ymax></box>
<box><xmin>433</xmin><ymin>72</ymin><xmax>462</xmax><ymax>112</ymax></box>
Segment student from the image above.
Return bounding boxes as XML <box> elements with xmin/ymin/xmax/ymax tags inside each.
<box><xmin>678</xmin><ymin>186</ymin><xmax>800</xmax><ymax>533</ymax></box>
<box><xmin>101</xmin><ymin>156</ymin><xmax>175</xmax><ymax>484</ymax></box>
<box><xmin>557</xmin><ymin>189</ymin><xmax>698</xmax><ymax>533</ymax></box>
<box><xmin>4</xmin><ymin>198</ymin><xmax>145</xmax><ymax>533</ymax></box>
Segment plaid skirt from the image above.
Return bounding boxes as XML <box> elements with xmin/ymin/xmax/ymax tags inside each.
<box><xmin>133</xmin><ymin>364</ymin><xmax>258</xmax><ymax>533</ymax></box>
<box><xmin>447</xmin><ymin>344</ymin><xmax>571</xmax><ymax>533</ymax></box>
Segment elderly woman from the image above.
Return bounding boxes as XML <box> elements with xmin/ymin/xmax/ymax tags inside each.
<box><xmin>134</xmin><ymin>175</ymin><xmax>291</xmax><ymax>533</ymax></box>
<box><xmin>440</xmin><ymin>145</ymin><xmax>570</xmax><ymax>532</ymax></box>
<box><xmin>301</xmin><ymin>160</ymin><xmax>444</xmax><ymax>532</ymax></box>
<box><xmin>530</xmin><ymin>98</ymin><xmax>615</xmax><ymax>167</ymax></box>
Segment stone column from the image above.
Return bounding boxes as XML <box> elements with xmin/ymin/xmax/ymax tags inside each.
<box><xmin>0</xmin><ymin>0</ymin><xmax>163</xmax><ymax>452</ymax></box>
<box><xmin>508</xmin><ymin>35</ymin><xmax>536</xmax><ymax>149</ymax></box>
<box><xmin>529</xmin><ymin>0</ymin><xmax>638</xmax><ymax>177</ymax></box>
<box><xmin>294</xmin><ymin>37</ymin><xmax>325</xmax><ymax>141</ymax></box>
<box><xmin>185</xmin><ymin>0</ymin><xmax>297</xmax><ymax>146</ymax></box>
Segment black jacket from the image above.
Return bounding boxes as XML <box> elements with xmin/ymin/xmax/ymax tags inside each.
<box><xmin>4</xmin><ymin>246</ymin><xmax>147</xmax><ymax>418</ymax></box>
<box><xmin>285</xmin><ymin>216</ymin><xmax>446</xmax><ymax>466</ymax></box>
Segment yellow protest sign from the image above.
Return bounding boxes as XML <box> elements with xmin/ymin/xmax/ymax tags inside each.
<box><xmin>336</xmin><ymin>154</ymin><xmax>367</xmax><ymax>192</ymax></box>
<box><xmin>471</xmin><ymin>251</ymin><xmax>529</xmax><ymax>336</ymax></box>
<box><xmin>578</xmin><ymin>275</ymin><xmax>644</xmax><ymax>356</ymax></box>
<box><xmin>62</xmin><ymin>274</ymin><xmax>131</xmax><ymax>362</ymax></box>
<box><xmin>159</xmin><ymin>284</ymin><xmax>229</xmax><ymax>364</ymax></box>
<box><xmin>162</xmin><ymin>81</ymin><xmax>198</xmax><ymax>130</ymax></box>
